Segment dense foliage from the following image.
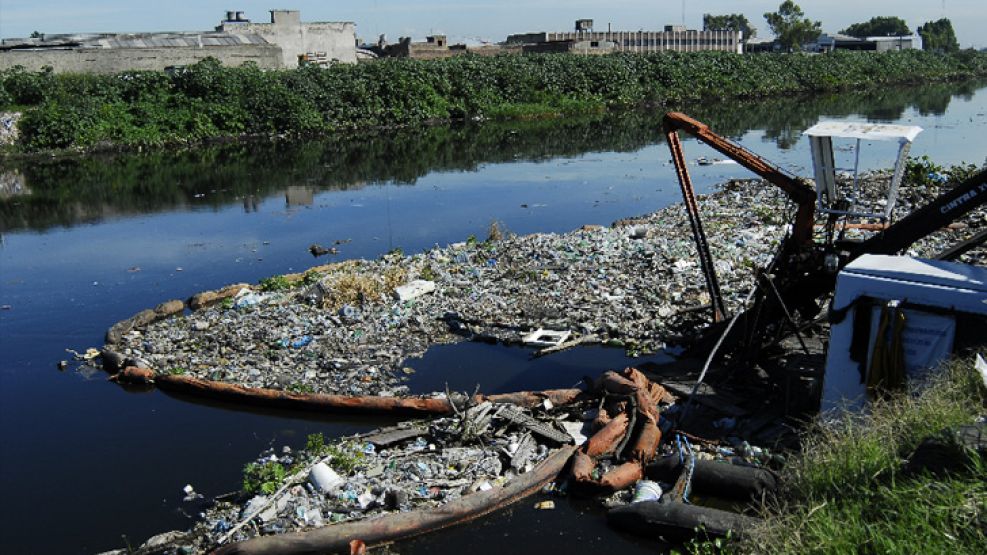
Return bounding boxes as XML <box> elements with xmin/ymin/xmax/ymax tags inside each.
<box><xmin>841</xmin><ymin>16</ymin><xmax>911</xmax><ymax>38</ymax></box>
<box><xmin>702</xmin><ymin>13</ymin><xmax>757</xmax><ymax>38</ymax></box>
<box><xmin>919</xmin><ymin>18</ymin><xmax>960</xmax><ymax>53</ymax></box>
<box><xmin>764</xmin><ymin>1</ymin><xmax>822</xmax><ymax>52</ymax></box>
<box><xmin>5</xmin><ymin>76</ymin><xmax>980</xmax><ymax>232</ymax></box>
<box><xmin>2</xmin><ymin>48</ymin><xmax>986</xmax><ymax>152</ymax></box>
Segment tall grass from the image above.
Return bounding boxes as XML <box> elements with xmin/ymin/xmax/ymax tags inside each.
<box><xmin>743</xmin><ymin>357</ymin><xmax>986</xmax><ymax>554</ymax></box>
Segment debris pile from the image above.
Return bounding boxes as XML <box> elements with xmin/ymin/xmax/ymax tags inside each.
<box><xmin>101</xmin><ymin>176</ymin><xmax>984</xmax><ymax>397</ymax></box>
<box><xmin>114</xmin><ymin>365</ymin><xmax>797</xmax><ymax>553</ymax></box>
<box><xmin>157</xmin><ymin>399</ymin><xmax>582</xmax><ymax>552</ymax></box>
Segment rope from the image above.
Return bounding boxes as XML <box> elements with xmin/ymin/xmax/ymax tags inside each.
<box><xmin>673</xmin><ymin>432</ymin><xmax>696</xmax><ymax>504</ymax></box>
<box><xmin>866</xmin><ymin>300</ymin><xmax>908</xmax><ymax>398</ymax></box>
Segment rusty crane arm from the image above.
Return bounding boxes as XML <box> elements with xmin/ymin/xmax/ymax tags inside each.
<box><xmin>662</xmin><ymin>112</ymin><xmax>817</xmax><ymax>322</ymax></box>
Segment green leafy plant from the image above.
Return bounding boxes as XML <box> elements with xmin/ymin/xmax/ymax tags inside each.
<box><xmin>302</xmin><ymin>270</ymin><xmax>323</xmax><ymax>285</ymax></box>
<box><xmin>259</xmin><ymin>275</ymin><xmax>292</xmax><ymax>291</ymax></box>
<box><xmin>286</xmin><ymin>382</ymin><xmax>314</xmax><ymax>394</ymax></box>
<box><xmin>305</xmin><ymin>432</ymin><xmax>328</xmax><ymax>455</ymax></box>
<box><xmin>303</xmin><ymin>434</ymin><xmax>365</xmax><ymax>474</ymax></box>
<box><xmin>420</xmin><ymin>264</ymin><xmax>437</xmax><ymax>281</ymax></box>
<box><xmin>325</xmin><ymin>442</ymin><xmax>366</xmax><ymax>474</ymax></box>
<box><xmin>242</xmin><ymin>461</ymin><xmax>287</xmax><ymax>495</ymax></box>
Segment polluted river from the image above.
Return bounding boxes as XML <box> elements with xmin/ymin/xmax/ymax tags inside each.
<box><xmin>1</xmin><ymin>79</ymin><xmax>986</xmax><ymax>553</ymax></box>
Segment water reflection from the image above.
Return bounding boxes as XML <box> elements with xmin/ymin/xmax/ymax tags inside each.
<box><xmin>1</xmin><ymin>78</ymin><xmax>983</xmax><ymax>232</ymax></box>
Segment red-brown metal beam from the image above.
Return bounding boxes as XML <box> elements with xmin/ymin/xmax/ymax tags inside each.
<box><xmin>662</xmin><ymin>112</ymin><xmax>816</xmax><ymax>246</ymax></box>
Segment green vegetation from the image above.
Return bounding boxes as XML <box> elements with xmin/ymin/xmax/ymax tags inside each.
<box><xmin>2</xmin><ymin>77</ymin><xmax>983</xmax><ymax>233</ymax></box>
<box><xmin>841</xmin><ymin>16</ymin><xmax>911</xmax><ymax>38</ymax></box>
<box><xmin>691</xmin><ymin>357</ymin><xmax>986</xmax><ymax>554</ymax></box>
<box><xmin>919</xmin><ymin>18</ymin><xmax>960</xmax><ymax>53</ymax></box>
<box><xmin>764</xmin><ymin>1</ymin><xmax>821</xmax><ymax>52</ymax></box>
<box><xmin>286</xmin><ymin>383</ymin><xmax>315</xmax><ymax>394</ymax></box>
<box><xmin>703</xmin><ymin>13</ymin><xmax>757</xmax><ymax>38</ymax></box>
<box><xmin>2</xmin><ymin>49</ymin><xmax>986</xmax><ymax>153</ymax></box>
<box><xmin>905</xmin><ymin>155</ymin><xmax>981</xmax><ymax>187</ymax></box>
<box><xmin>258</xmin><ymin>275</ymin><xmax>293</xmax><ymax>292</ymax></box>
<box><xmin>165</xmin><ymin>366</ymin><xmax>187</xmax><ymax>376</ymax></box>
<box><xmin>238</xmin><ymin>435</ymin><xmax>367</xmax><ymax>497</ymax></box>
<box><xmin>242</xmin><ymin>460</ymin><xmax>287</xmax><ymax>495</ymax></box>
<box><xmin>304</xmin><ymin>434</ymin><xmax>365</xmax><ymax>474</ymax></box>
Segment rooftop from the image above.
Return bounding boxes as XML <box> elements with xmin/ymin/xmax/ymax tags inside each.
<box><xmin>1</xmin><ymin>31</ymin><xmax>270</xmax><ymax>50</ymax></box>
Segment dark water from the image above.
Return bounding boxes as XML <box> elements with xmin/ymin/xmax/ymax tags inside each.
<box><xmin>1</xmin><ymin>80</ymin><xmax>985</xmax><ymax>553</ymax></box>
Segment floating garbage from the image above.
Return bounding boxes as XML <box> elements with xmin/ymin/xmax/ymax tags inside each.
<box><xmin>308</xmin><ymin>463</ymin><xmax>343</xmax><ymax>493</ymax></box>
<box><xmin>97</xmin><ymin>175</ymin><xmax>982</xmax><ymax>399</ymax></box>
<box><xmin>393</xmin><ymin>280</ymin><xmax>436</xmax><ymax>301</ymax></box>
<box><xmin>278</xmin><ymin>335</ymin><xmax>312</xmax><ymax>349</ymax></box>
<box><xmin>631</xmin><ymin>480</ymin><xmax>662</xmax><ymax>503</ymax></box>
<box><xmin>522</xmin><ymin>329</ymin><xmax>571</xmax><ymax>348</ymax></box>
<box><xmin>149</xmin><ymin>399</ymin><xmax>583</xmax><ymax>552</ymax></box>
<box><xmin>233</xmin><ymin>290</ymin><xmax>266</xmax><ymax>309</ymax></box>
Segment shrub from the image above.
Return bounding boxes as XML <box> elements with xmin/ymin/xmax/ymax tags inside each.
<box><xmin>1</xmin><ymin>65</ymin><xmax>54</xmax><ymax>105</ymax></box>
<box><xmin>7</xmin><ymin>50</ymin><xmax>987</xmax><ymax>152</ymax></box>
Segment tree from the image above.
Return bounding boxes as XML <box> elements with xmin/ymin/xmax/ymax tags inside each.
<box><xmin>764</xmin><ymin>1</ymin><xmax>822</xmax><ymax>52</ymax></box>
<box><xmin>917</xmin><ymin>18</ymin><xmax>959</xmax><ymax>52</ymax></box>
<box><xmin>703</xmin><ymin>13</ymin><xmax>756</xmax><ymax>38</ymax></box>
<box><xmin>841</xmin><ymin>16</ymin><xmax>911</xmax><ymax>38</ymax></box>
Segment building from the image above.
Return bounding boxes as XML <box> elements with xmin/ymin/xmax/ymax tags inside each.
<box><xmin>371</xmin><ymin>35</ymin><xmax>523</xmax><ymax>60</ymax></box>
<box><xmin>522</xmin><ymin>39</ymin><xmax>618</xmax><ymax>56</ymax></box>
<box><xmin>507</xmin><ymin>20</ymin><xmax>743</xmax><ymax>54</ymax></box>
<box><xmin>215</xmin><ymin>9</ymin><xmax>356</xmax><ymax>66</ymax></box>
<box><xmin>0</xmin><ymin>9</ymin><xmax>356</xmax><ymax>73</ymax></box>
<box><xmin>867</xmin><ymin>35</ymin><xmax>922</xmax><ymax>52</ymax></box>
<box><xmin>809</xmin><ymin>33</ymin><xmax>922</xmax><ymax>53</ymax></box>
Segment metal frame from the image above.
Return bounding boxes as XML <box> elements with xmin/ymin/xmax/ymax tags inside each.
<box><xmin>805</xmin><ymin>122</ymin><xmax>921</xmax><ymax>221</ymax></box>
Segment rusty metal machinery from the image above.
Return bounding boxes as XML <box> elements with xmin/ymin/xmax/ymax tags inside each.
<box><xmin>661</xmin><ymin>112</ymin><xmax>987</xmax><ymax>360</ymax></box>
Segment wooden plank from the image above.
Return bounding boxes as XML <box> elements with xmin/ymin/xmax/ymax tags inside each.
<box><xmin>363</xmin><ymin>426</ymin><xmax>427</xmax><ymax>448</ymax></box>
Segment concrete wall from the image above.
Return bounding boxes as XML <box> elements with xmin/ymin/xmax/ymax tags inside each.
<box><xmin>873</xmin><ymin>37</ymin><xmax>920</xmax><ymax>52</ymax></box>
<box><xmin>380</xmin><ymin>38</ymin><xmax>520</xmax><ymax>59</ymax></box>
<box><xmin>0</xmin><ymin>44</ymin><xmax>282</xmax><ymax>73</ymax></box>
<box><xmin>220</xmin><ymin>11</ymin><xmax>356</xmax><ymax>66</ymax></box>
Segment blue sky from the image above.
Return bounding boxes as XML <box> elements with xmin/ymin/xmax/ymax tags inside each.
<box><xmin>1</xmin><ymin>1</ymin><xmax>983</xmax><ymax>48</ymax></box>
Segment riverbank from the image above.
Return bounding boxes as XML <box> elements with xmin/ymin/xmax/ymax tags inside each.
<box><xmin>721</xmin><ymin>357</ymin><xmax>985</xmax><ymax>554</ymax></box>
<box><xmin>2</xmin><ymin>50</ymin><xmax>987</xmax><ymax>154</ymax></box>
<box><xmin>6</xmin><ymin>76</ymin><xmax>986</xmax><ymax>233</ymax></box>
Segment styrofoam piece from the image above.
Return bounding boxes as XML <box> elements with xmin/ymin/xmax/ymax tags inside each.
<box><xmin>522</xmin><ymin>328</ymin><xmax>571</xmax><ymax>348</ymax></box>
<box><xmin>394</xmin><ymin>280</ymin><xmax>436</xmax><ymax>301</ymax></box>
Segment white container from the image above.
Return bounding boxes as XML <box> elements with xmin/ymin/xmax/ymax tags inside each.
<box><xmin>308</xmin><ymin>462</ymin><xmax>343</xmax><ymax>493</ymax></box>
